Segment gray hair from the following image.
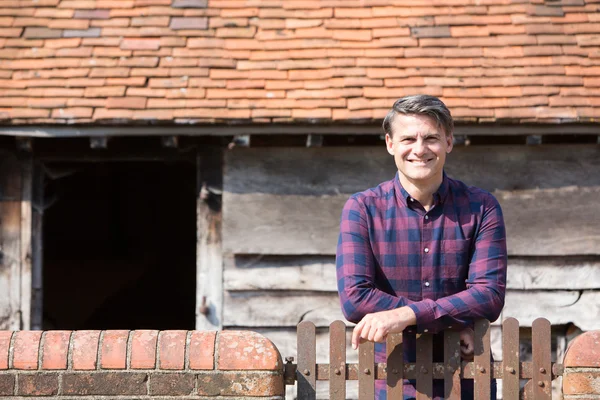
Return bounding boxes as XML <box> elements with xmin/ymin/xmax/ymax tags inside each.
<box><xmin>382</xmin><ymin>95</ymin><xmax>453</xmax><ymax>137</ymax></box>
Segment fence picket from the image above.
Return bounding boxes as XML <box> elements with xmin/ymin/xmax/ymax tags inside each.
<box><xmin>416</xmin><ymin>333</ymin><xmax>433</xmax><ymax>400</ymax></box>
<box><xmin>474</xmin><ymin>320</ymin><xmax>491</xmax><ymax>400</ymax></box>
<box><xmin>358</xmin><ymin>340</ymin><xmax>375</xmax><ymax>400</ymax></box>
<box><xmin>329</xmin><ymin>320</ymin><xmax>346</xmax><ymax>400</ymax></box>
<box><xmin>502</xmin><ymin>318</ymin><xmax>520</xmax><ymax>400</ymax></box>
<box><xmin>297</xmin><ymin>321</ymin><xmax>316</xmax><ymax>400</ymax></box>
<box><xmin>532</xmin><ymin>318</ymin><xmax>552</xmax><ymax>400</ymax></box>
<box><xmin>386</xmin><ymin>333</ymin><xmax>403</xmax><ymax>399</ymax></box>
<box><xmin>444</xmin><ymin>330</ymin><xmax>462</xmax><ymax>399</ymax></box>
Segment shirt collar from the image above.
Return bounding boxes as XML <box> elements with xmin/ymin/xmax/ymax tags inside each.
<box><xmin>394</xmin><ymin>171</ymin><xmax>450</xmax><ymax>207</ymax></box>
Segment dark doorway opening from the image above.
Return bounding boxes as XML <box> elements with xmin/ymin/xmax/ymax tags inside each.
<box><xmin>42</xmin><ymin>161</ymin><xmax>196</xmax><ymax>330</ymax></box>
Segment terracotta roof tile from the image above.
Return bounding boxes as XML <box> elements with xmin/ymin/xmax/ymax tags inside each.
<box><xmin>1</xmin><ymin>1</ymin><xmax>599</xmax><ymax>125</ymax></box>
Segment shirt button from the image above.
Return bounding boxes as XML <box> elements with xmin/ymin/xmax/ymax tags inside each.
<box><xmin>424</xmin><ymin>281</ymin><xmax>430</xmax><ymax>287</ymax></box>
<box><xmin>424</xmin><ymin>329</ymin><xmax>429</xmax><ymax>333</ymax></box>
<box><xmin>409</xmin><ymin>197</ymin><xmax>414</xmax><ymax>202</ymax></box>
<box><xmin>424</xmin><ymin>247</ymin><xmax>429</xmax><ymax>253</ymax></box>
<box><xmin>425</xmin><ymin>215</ymin><xmax>429</xmax><ymax>220</ymax></box>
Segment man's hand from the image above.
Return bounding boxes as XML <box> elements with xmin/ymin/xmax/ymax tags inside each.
<box><xmin>459</xmin><ymin>327</ymin><xmax>475</xmax><ymax>360</ymax></box>
<box><xmin>351</xmin><ymin>307</ymin><xmax>417</xmax><ymax>350</ymax></box>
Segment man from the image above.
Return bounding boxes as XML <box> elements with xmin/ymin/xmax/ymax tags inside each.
<box><xmin>336</xmin><ymin>95</ymin><xmax>507</xmax><ymax>399</ymax></box>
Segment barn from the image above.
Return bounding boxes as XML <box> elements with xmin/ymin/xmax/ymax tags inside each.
<box><xmin>0</xmin><ymin>0</ymin><xmax>599</xmax><ymax>397</ymax></box>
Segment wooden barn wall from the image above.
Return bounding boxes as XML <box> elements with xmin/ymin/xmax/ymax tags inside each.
<box><xmin>221</xmin><ymin>144</ymin><xmax>599</xmax><ymax>396</ymax></box>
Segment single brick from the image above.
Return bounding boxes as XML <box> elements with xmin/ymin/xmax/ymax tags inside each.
<box><xmin>100</xmin><ymin>331</ymin><xmax>129</xmax><ymax>369</ymax></box>
<box><xmin>149</xmin><ymin>373</ymin><xmax>195</xmax><ymax>395</ymax></box>
<box><xmin>84</xmin><ymin>87</ymin><xmax>126</xmax><ymax>97</ymax></box>
<box><xmin>13</xmin><ymin>331</ymin><xmax>42</xmax><ymax>370</ymax></box>
<box><xmin>189</xmin><ymin>331</ymin><xmax>215</xmax><ymax>370</ymax></box>
<box><xmin>564</xmin><ymin>330</ymin><xmax>600</xmax><ymax>367</ymax></box>
<box><xmin>121</xmin><ymin>38</ymin><xmax>161</xmax><ymax>50</ymax></box>
<box><xmin>411</xmin><ymin>26</ymin><xmax>451</xmax><ymax>38</ymax></box>
<box><xmin>158</xmin><ymin>331</ymin><xmax>186</xmax><ymax>370</ymax></box>
<box><xmin>106</xmin><ymin>97</ymin><xmax>147</xmax><ymax>109</ymax></box>
<box><xmin>63</xmin><ymin>28</ymin><xmax>101</xmax><ymax>38</ymax></box>
<box><xmin>0</xmin><ymin>374</ymin><xmax>15</xmax><ymax>395</ymax></box>
<box><xmin>42</xmin><ymin>331</ymin><xmax>70</xmax><ymax>370</ymax></box>
<box><xmin>218</xmin><ymin>331</ymin><xmax>282</xmax><ymax>371</ymax></box>
<box><xmin>197</xmin><ymin>372</ymin><xmax>284</xmax><ymax>396</ymax></box>
<box><xmin>172</xmin><ymin>0</ymin><xmax>207</xmax><ymax>7</ymax></box>
<box><xmin>62</xmin><ymin>373</ymin><xmax>148</xmax><ymax>395</ymax></box>
<box><xmin>72</xmin><ymin>331</ymin><xmax>100</xmax><ymax>370</ymax></box>
<box><xmin>23</xmin><ymin>27</ymin><xmax>62</xmax><ymax>38</ymax></box>
<box><xmin>527</xmin><ymin>4</ymin><xmax>565</xmax><ymax>16</ymax></box>
<box><xmin>130</xmin><ymin>330</ymin><xmax>158</xmax><ymax>369</ymax></box>
<box><xmin>52</xmin><ymin>107</ymin><xmax>93</xmax><ymax>119</ymax></box>
<box><xmin>48</xmin><ymin>19</ymin><xmax>90</xmax><ymax>30</ymax></box>
<box><xmin>170</xmin><ymin>17</ymin><xmax>208</xmax><ymax>30</ymax></box>
<box><xmin>93</xmin><ymin>108</ymin><xmax>134</xmax><ymax>120</ymax></box>
<box><xmin>17</xmin><ymin>374</ymin><xmax>59</xmax><ymax>396</ymax></box>
<box><xmin>0</xmin><ymin>332</ymin><xmax>12</xmax><ymax>369</ymax></box>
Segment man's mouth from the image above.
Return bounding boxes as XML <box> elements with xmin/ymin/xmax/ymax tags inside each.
<box><xmin>408</xmin><ymin>158</ymin><xmax>433</xmax><ymax>165</ymax></box>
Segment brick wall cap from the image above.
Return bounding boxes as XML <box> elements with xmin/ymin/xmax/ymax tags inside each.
<box><xmin>218</xmin><ymin>330</ymin><xmax>283</xmax><ymax>371</ymax></box>
<box><xmin>565</xmin><ymin>330</ymin><xmax>600</xmax><ymax>368</ymax></box>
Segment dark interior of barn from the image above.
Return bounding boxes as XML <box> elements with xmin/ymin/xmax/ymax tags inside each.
<box><xmin>41</xmin><ymin>160</ymin><xmax>197</xmax><ymax>331</ymax></box>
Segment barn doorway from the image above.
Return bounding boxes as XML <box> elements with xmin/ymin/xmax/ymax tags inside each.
<box><xmin>41</xmin><ymin>161</ymin><xmax>197</xmax><ymax>330</ymax></box>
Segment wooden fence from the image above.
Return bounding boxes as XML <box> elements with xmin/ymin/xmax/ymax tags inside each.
<box><xmin>283</xmin><ymin>318</ymin><xmax>563</xmax><ymax>399</ymax></box>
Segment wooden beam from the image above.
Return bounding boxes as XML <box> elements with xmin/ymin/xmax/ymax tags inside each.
<box><xmin>19</xmin><ymin>158</ymin><xmax>32</xmax><ymax>330</ymax></box>
<box><xmin>30</xmin><ymin>162</ymin><xmax>43</xmax><ymax>330</ymax></box>
<box><xmin>0</xmin><ymin>152</ymin><xmax>24</xmax><ymax>330</ymax></box>
<box><xmin>195</xmin><ymin>148</ymin><xmax>224</xmax><ymax>330</ymax></box>
<box><xmin>1</xmin><ymin>124</ymin><xmax>599</xmax><ymax>138</ymax></box>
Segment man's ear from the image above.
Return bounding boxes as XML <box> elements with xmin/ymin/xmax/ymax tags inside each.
<box><xmin>446</xmin><ymin>132</ymin><xmax>454</xmax><ymax>153</ymax></box>
<box><xmin>385</xmin><ymin>133</ymin><xmax>394</xmax><ymax>156</ymax></box>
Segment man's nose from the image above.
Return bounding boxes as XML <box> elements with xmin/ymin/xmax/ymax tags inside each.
<box><xmin>412</xmin><ymin>139</ymin><xmax>427</xmax><ymax>156</ymax></box>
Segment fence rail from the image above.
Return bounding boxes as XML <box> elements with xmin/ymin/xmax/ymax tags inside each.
<box><xmin>284</xmin><ymin>317</ymin><xmax>563</xmax><ymax>399</ymax></box>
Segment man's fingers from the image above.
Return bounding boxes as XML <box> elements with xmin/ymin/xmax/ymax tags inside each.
<box><xmin>352</xmin><ymin>321</ymin><xmax>364</xmax><ymax>350</ymax></box>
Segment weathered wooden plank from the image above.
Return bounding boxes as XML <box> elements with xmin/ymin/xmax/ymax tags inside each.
<box><xmin>502</xmin><ymin>318</ymin><xmax>520</xmax><ymax>400</ymax></box>
<box><xmin>19</xmin><ymin>158</ymin><xmax>32</xmax><ymax>330</ymax></box>
<box><xmin>225</xmin><ymin>255</ymin><xmax>600</xmax><ymax>291</ymax></box>
<box><xmin>223</xmin><ymin>255</ymin><xmax>338</xmax><ymax>292</ymax></box>
<box><xmin>225</xmin><ymin>145</ymin><xmax>600</xmax><ymax>195</ymax></box>
<box><xmin>30</xmin><ymin>163</ymin><xmax>43</xmax><ymax>330</ymax></box>
<box><xmin>329</xmin><ymin>320</ymin><xmax>346</xmax><ymax>400</ymax></box>
<box><xmin>474</xmin><ymin>320</ymin><xmax>491</xmax><ymax>400</ymax></box>
<box><xmin>387</xmin><ymin>333</ymin><xmax>404</xmax><ymax>399</ymax></box>
<box><xmin>0</xmin><ymin>153</ymin><xmax>23</xmax><ymax>330</ymax></box>
<box><xmin>297</xmin><ymin>321</ymin><xmax>316</xmax><ymax>400</ymax></box>
<box><xmin>223</xmin><ymin>186</ymin><xmax>600</xmax><ymax>255</ymax></box>
<box><xmin>532</xmin><ymin>318</ymin><xmax>552</xmax><ymax>400</ymax></box>
<box><xmin>225</xmin><ymin>290</ymin><xmax>600</xmax><ymax>330</ymax></box>
<box><xmin>501</xmin><ymin>290</ymin><xmax>600</xmax><ymax>331</ymax></box>
<box><xmin>223</xmin><ymin>291</ymin><xmax>345</xmax><ymax>327</ymax></box>
<box><xmin>444</xmin><ymin>330</ymin><xmax>461</xmax><ymax>400</ymax></box>
<box><xmin>416</xmin><ymin>334</ymin><xmax>433</xmax><ymax>400</ymax></box>
<box><xmin>358</xmin><ymin>340</ymin><xmax>375</xmax><ymax>400</ymax></box>
<box><xmin>196</xmin><ymin>149</ymin><xmax>223</xmax><ymax>330</ymax></box>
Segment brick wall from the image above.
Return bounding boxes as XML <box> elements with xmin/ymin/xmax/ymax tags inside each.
<box><xmin>562</xmin><ymin>330</ymin><xmax>600</xmax><ymax>398</ymax></box>
<box><xmin>0</xmin><ymin>330</ymin><xmax>283</xmax><ymax>398</ymax></box>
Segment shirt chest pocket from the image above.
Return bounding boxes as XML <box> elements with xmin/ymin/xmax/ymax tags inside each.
<box><xmin>441</xmin><ymin>239</ymin><xmax>472</xmax><ymax>282</ymax></box>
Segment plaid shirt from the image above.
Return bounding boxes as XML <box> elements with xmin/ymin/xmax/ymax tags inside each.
<box><xmin>336</xmin><ymin>172</ymin><xmax>507</xmax><ymax>399</ymax></box>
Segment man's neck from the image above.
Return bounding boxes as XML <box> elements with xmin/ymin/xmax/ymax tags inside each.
<box><xmin>398</xmin><ymin>173</ymin><xmax>443</xmax><ymax>210</ymax></box>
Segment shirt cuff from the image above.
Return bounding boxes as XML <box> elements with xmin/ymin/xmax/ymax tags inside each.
<box><xmin>408</xmin><ymin>300</ymin><xmax>436</xmax><ymax>332</ymax></box>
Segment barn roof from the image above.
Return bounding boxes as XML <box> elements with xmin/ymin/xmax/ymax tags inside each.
<box><xmin>1</xmin><ymin>0</ymin><xmax>599</xmax><ymax>127</ymax></box>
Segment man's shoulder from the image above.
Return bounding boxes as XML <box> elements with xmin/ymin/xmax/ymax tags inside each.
<box><xmin>348</xmin><ymin>177</ymin><xmax>396</xmax><ymax>204</ymax></box>
<box><xmin>446</xmin><ymin>176</ymin><xmax>501</xmax><ymax>208</ymax></box>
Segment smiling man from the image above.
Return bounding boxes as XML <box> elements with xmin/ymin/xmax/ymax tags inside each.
<box><xmin>335</xmin><ymin>95</ymin><xmax>507</xmax><ymax>399</ymax></box>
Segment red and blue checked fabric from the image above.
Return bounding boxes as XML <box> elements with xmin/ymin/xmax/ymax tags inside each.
<box><xmin>336</xmin><ymin>173</ymin><xmax>507</xmax><ymax>399</ymax></box>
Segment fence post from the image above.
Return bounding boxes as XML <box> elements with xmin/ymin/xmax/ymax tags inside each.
<box><xmin>562</xmin><ymin>330</ymin><xmax>600</xmax><ymax>398</ymax></box>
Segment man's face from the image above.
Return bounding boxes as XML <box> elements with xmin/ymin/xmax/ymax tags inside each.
<box><xmin>385</xmin><ymin>113</ymin><xmax>453</xmax><ymax>186</ymax></box>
